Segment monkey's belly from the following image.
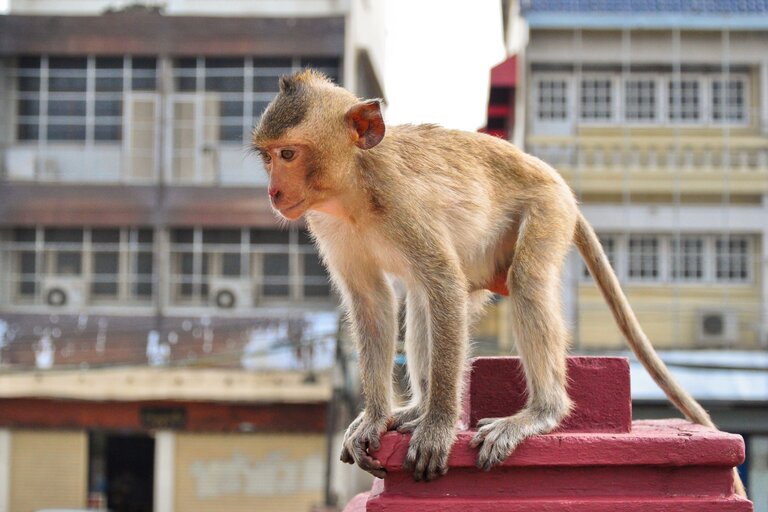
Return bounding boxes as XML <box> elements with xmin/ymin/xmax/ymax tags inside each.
<box><xmin>484</xmin><ymin>270</ymin><xmax>509</xmax><ymax>296</ymax></box>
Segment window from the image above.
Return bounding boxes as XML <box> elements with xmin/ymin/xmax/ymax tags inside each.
<box><xmin>172</xmin><ymin>57</ymin><xmax>340</xmax><ymax>143</ymax></box>
<box><xmin>537</xmin><ymin>79</ymin><xmax>568</xmax><ymax>120</ymax></box>
<box><xmin>712</xmin><ymin>78</ymin><xmax>746</xmax><ymax>123</ymax></box>
<box><xmin>670</xmin><ymin>237</ymin><xmax>704</xmax><ymax>281</ymax></box>
<box><xmin>4</xmin><ymin>227</ymin><xmax>154</xmax><ymax>305</ymax></box>
<box><xmin>580</xmin><ymin>78</ymin><xmax>612</xmax><ymax>121</ymax></box>
<box><xmin>169</xmin><ymin>227</ymin><xmax>331</xmax><ymax>307</ymax></box>
<box><xmin>628</xmin><ymin>236</ymin><xmax>659</xmax><ymax>280</ymax></box>
<box><xmin>16</xmin><ymin>56</ymin><xmax>157</xmax><ymax>142</ymax></box>
<box><xmin>668</xmin><ymin>79</ymin><xmax>701</xmax><ymax>122</ymax></box>
<box><xmin>715</xmin><ymin>236</ymin><xmax>750</xmax><ymax>282</ymax></box>
<box><xmin>625</xmin><ymin>79</ymin><xmax>656</xmax><ymax>121</ymax></box>
<box><xmin>580</xmin><ymin>233</ymin><xmax>753</xmax><ymax>284</ymax></box>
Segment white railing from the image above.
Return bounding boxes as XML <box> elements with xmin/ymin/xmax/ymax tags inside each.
<box><xmin>529</xmin><ymin>139</ymin><xmax>768</xmax><ymax>174</ymax></box>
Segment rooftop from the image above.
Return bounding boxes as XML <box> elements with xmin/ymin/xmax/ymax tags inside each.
<box><xmin>521</xmin><ymin>0</ymin><xmax>768</xmax><ymax>29</ymax></box>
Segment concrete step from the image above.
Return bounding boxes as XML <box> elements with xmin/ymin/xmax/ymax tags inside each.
<box><xmin>342</xmin><ymin>357</ymin><xmax>752</xmax><ymax>511</ymax></box>
<box><xmin>361</xmin><ymin>494</ymin><xmax>753</xmax><ymax>512</ymax></box>
<box><xmin>463</xmin><ymin>357</ymin><xmax>631</xmax><ymax>433</ymax></box>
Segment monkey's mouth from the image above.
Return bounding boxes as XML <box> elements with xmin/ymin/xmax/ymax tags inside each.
<box><xmin>278</xmin><ymin>199</ymin><xmax>306</xmax><ymax>217</ymax></box>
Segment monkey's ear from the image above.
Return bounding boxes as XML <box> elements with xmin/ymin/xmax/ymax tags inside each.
<box><xmin>344</xmin><ymin>100</ymin><xmax>385</xmax><ymax>150</ymax></box>
<box><xmin>279</xmin><ymin>75</ymin><xmax>297</xmax><ymax>94</ymax></box>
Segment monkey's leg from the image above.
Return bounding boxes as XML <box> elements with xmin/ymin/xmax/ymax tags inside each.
<box><xmin>389</xmin><ymin>289</ymin><xmax>431</xmax><ymax>431</ymax></box>
<box><xmin>470</xmin><ymin>207</ymin><xmax>574</xmax><ymax>470</ymax></box>
<box><xmin>338</xmin><ymin>274</ymin><xmax>398</xmax><ymax>478</ymax></box>
<box><xmin>393</xmin><ymin>289</ymin><xmax>491</xmax><ymax>433</ymax></box>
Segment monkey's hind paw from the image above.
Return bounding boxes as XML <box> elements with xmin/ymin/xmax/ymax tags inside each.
<box><xmin>470</xmin><ymin>411</ymin><xmax>562</xmax><ymax>471</ymax></box>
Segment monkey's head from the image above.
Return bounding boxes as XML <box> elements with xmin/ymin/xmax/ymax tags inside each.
<box><xmin>251</xmin><ymin>69</ymin><xmax>385</xmax><ymax>221</ymax></box>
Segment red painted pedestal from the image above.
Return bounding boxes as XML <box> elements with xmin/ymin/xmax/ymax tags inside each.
<box><xmin>343</xmin><ymin>357</ymin><xmax>753</xmax><ymax>512</ymax></box>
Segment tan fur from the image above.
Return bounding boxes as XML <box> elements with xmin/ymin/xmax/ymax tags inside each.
<box><xmin>252</xmin><ymin>70</ymin><xmax>746</xmax><ymax>495</ymax></box>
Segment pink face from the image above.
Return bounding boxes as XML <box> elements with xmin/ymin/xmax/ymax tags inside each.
<box><xmin>258</xmin><ymin>141</ymin><xmax>312</xmax><ymax>221</ymax></box>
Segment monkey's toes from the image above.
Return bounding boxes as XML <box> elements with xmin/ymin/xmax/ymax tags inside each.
<box><xmin>471</xmin><ymin>418</ymin><xmax>521</xmax><ymax>471</ymax></box>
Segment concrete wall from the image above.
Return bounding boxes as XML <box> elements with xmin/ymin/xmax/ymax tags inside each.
<box><xmin>173</xmin><ymin>432</ymin><xmax>326</xmax><ymax>512</ymax></box>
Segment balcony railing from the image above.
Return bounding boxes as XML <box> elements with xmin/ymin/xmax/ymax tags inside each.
<box><xmin>528</xmin><ymin>136</ymin><xmax>768</xmax><ymax>194</ymax></box>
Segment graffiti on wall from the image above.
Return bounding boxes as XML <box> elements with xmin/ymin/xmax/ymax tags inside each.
<box><xmin>189</xmin><ymin>451</ymin><xmax>324</xmax><ymax>498</ymax></box>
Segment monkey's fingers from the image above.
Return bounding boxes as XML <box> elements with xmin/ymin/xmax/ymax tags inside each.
<box><xmin>340</xmin><ymin>446</ymin><xmax>354</xmax><ymax>464</ymax></box>
<box><xmin>358</xmin><ymin>453</ymin><xmax>387</xmax><ymax>479</ymax></box>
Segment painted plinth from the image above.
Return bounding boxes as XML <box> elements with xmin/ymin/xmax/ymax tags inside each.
<box><xmin>343</xmin><ymin>357</ymin><xmax>753</xmax><ymax>512</ymax></box>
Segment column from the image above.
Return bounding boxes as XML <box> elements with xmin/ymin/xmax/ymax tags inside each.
<box><xmin>154</xmin><ymin>430</ymin><xmax>175</xmax><ymax>512</ymax></box>
<box><xmin>0</xmin><ymin>430</ymin><xmax>10</xmax><ymax>512</ymax></box>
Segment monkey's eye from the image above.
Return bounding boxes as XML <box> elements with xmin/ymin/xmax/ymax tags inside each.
<box><xmin>280</xmin><ymin>149</ymin><xmax>296</xmax><ymax>161</ymax></box>
<box><xmin>260</xmin><ymin>151</ymin><xmax>272</xmax><ymax>164</ymax></box>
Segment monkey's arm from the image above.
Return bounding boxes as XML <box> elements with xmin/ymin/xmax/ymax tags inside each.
<box><xmin>398</xmin><ymin>232</ymin><xmax>469</xmax><ymax>481</ymax></box>
<box><xmin>333</xmin><ymin>262</ymin><xmax>398</xmax><ymax>478</ymax></box>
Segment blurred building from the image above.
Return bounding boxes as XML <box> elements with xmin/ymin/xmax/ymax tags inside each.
<box><xmin>492</xmin><ymin>0</ymin><xmax>768</xmax><ymax>505</ymax></box>
<box><xmin>0</xmin><ymin>1</ymin><xmax>385</xmax><ymax>511</ymax></box>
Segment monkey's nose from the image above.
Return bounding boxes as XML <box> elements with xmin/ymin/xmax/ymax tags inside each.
<box><xmin>268</xmin><ymin>187</ymin><xmax>282</xmax><ymax>203</ymax></box>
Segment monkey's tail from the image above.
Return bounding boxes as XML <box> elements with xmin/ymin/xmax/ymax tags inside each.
<box><xmin>573</xmin><ymin>212</ymin><xmax>747</xmax><ymax>498</ymax></box>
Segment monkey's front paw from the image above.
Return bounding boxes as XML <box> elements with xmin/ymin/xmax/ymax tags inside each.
<box><xmin>387</xmin><ymin>404</ymin><xmax>423</xmax><ymax>432</ymax></box>
<box><xmin>340</xmin><ymin>413</ymin><xmax>388</xmax><ymax>478</ymax></box>
<box><xmin>403</xmin><ymin>416</ymin><xmax>456</xmax><ymax>482</ymax></box>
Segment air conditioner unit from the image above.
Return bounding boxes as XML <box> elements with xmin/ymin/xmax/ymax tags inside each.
<box><xmin>42</xmin><ymin>276</ymin><xmax>85</xmax><ymax>308</ymax></box>
<box><xmin>209</xmin><ymin>278</ymin><xmax>253</xmax><ymax>309</ymax></box>
<box><xmin>696</xmin><ymin>309</ymin><xmax>738</xmax><ymax>346</ymax></box>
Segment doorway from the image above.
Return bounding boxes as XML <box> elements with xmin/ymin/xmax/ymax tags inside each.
<box><xmin>89</xmin><ymin>431</ymin><xmax>155</xmax><ymax>512</ymax></box>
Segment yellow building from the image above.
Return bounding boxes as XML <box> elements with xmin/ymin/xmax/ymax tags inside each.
<box><xmin>506</xmin><ymin>2</ymin><xmax>768</xmax><ymax>353</ymax></box>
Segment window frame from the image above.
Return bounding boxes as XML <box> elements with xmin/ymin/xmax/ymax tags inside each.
<box><xmin>578</xmin><ymin>74</ymin><xmax>618</xmax><ymax>124</ymax></box>
<box><xmin>534</xmin><ymin>74</ymin><xmax>573</xmax><ymax>123</ymax></box>
<box><xmin>579</xmin><ymin>233</ymin><xmax>754</xmax><ymax>285</ymax></box>
<box><xmin>14</xmin><ymin>55</ymin><xmax>158</xmax><ymax>145</ymax></box>
<box><xmin>3</xmin><ymin>226</ymin><xmax>155</xmax><ymax>306</ymax></box>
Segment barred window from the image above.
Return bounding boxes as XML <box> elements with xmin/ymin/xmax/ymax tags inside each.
<box><xmin>712</xmin><ymin>78</ymin><xmax>746</xmax><ymax>122</ymax></box>
<box><xmin>628</xmin><ymin>236</ymin><xmax>659</xmax><ymax>280</ymax></box>
<box><xmin>625</xmin><ymin>79</ymin><xmax>656</xmax><ymax>121</ymax></box>
<box><xmin>16</xmin><ymin>56</ymin><xmax>157</xmax><ymax>142</ymax></box>
<box><xmin>169</xmin><ymin>227</ymin><xmax>331</xmax><ymax>307</ymax></box>
<box><xmin>537</xmin><ymin>79</ymin><xmax>568</xmax><ymax>120</ymax></box>
<box><xmin>668</xmin><ymin>79</ymin><xmax>701</xmax><ymax>122</ymax></box>
<box><xmin>5</xmin><ymin>227</ymin><xmax>154</xmax><ymax>305</ymax></box>
<box><xmin>580</xmin><ymin>78</ymin><xmax>612</xmax><ymax>121</ymax></box>
<box><xmin>715</xmin><ymin>237</ymin><xmax>750</xmax><ymax>282</ymax></box>
<box><xmin>671</xmin><ymin>237</ymin><xmax>704</xmax><ymax>281</ymax></box>
<box><xmin>172</xmin><ymin>57</ymin><xmax>340</xmax><ymax>143</ymax></box>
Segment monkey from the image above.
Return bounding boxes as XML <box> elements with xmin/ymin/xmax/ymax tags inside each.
<box><xmin>251</xmin><ymin>69</ymin><xmax>746</xmax><ymax>496</ymax></box>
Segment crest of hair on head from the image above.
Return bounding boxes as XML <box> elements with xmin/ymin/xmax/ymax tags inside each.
<box><xmin>279</xmin><ymin>69</ymin><xmax>334</xmax><ymax>94</ymax></box>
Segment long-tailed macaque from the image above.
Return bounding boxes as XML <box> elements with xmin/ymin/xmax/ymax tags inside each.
<box><xmin>251</xmin><ymin>70</ymin><xmax>745</xmax><ymax>496</ymax></box>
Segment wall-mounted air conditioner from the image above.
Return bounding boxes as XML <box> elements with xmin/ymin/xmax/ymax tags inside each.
<box><xmin>209</xmin><ymin>278</ymin><xmax>253</xmax><ymax>309</ymax></box>
<box><xmin>42</xmin><ymin>276</ymin><xmax>85</xmax><ymax>308</ymax></box>
<box><xmin>696</xmin><ymin>309</ymin><xmax>738</xmax><ymax>346</ymax></box>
